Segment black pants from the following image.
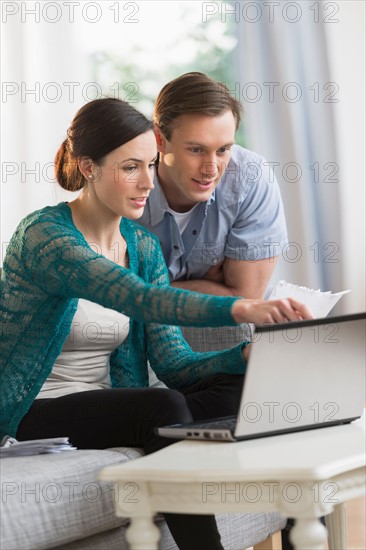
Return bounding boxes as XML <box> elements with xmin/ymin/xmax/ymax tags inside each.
<box><xmin>17</xmin><ymin>374</ymin><xmax>244</xmax><ymax>550</ymax></box>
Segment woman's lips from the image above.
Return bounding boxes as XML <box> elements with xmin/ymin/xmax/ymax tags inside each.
<box><xmin>130</xmin><ymin>197</ymin><xmax>148</xmax><ymax>207</ymax></box>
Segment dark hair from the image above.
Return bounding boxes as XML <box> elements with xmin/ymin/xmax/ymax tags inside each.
<box><xmin>153</xmin><ymin>72</ymin><xmax>243</xmax><ymax>140</ymax></box>
<box><xmin>55</xmin><ymin>98</ymin><xmax>154</xmax><ymax>191</ymax></box>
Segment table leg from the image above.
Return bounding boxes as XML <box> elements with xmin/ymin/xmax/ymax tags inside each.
<box><xmin>290</xmin><ymin>517</ymin><xmax>328</xmax><ymax>550</ymax></box>
<box><xmin>326</xmin><ymin>503</ymin><xmax>348</xmax><ymax>550</ymax></box>
<box><xmin>125</xmin><ymin>515</ymin><xmax>161</xmax><ymax>550</ymax></box>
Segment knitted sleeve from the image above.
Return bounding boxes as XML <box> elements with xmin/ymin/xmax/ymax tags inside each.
<box><xmin>142</xmin><ymin>239</ymin><xmax>248</xmax><ymax>389</ymax></box>
<box><xmin>147</xmin><ymin>324</ymin><xmax>247</xmax><ymax>390</ymax></box>
<box><xmin>21</xmin><ymin>213</ymin><xmax>239</xmax><ymax>327</ymax></box>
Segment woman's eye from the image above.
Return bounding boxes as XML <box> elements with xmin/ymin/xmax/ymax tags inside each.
<box><xmin>148</xmin><ymin>163</ymin><xmax>155</xmax><ymax>170</ymax></box>
<box><xmin>123</xmin><ymin>165</ymin><xmax>137</xmax><ymax>173</ymax></box>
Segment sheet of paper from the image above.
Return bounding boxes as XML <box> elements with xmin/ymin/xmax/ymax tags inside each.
<box><xmin>268</xmin><ymin>280</ymin><xmax>351</xmax><ymax>318</ymax></box>
<box><xmin>0</xmin><ymin>436</ymin><xmax>77</xmax><ymax>457</ymax></box>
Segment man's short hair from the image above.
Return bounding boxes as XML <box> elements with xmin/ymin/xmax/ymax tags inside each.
<box><xmin>153</xmin><ymin>72</ymin><xmax>243</xmax><ymax>140</ymax></box>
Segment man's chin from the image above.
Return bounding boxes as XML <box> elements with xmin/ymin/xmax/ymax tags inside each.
<box><xmin>189</xmin><ymin>187</ymin><xmax>214</xmax><ymax>202</ymax></box>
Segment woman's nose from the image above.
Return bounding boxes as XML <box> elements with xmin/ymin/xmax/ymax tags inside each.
<box><xmin>138</xmin><ymin>169</ymin><xmax>155</xmax><ymax>190</ymax></box>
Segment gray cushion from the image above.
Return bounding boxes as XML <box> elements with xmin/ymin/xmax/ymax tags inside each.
<box><xmin>0</xmin><ymin>448</ymin><xmax>140</xmax><ymax>549</ymax></box>
<box><xmin>181</xmin><ymin>324</ymin><xmax>254</xmax><ymax>352</ymax></box>
<box><xmin>54</xmin><ymin>512</ymin><xmax>286</xmax><ymax>550</ymax></box>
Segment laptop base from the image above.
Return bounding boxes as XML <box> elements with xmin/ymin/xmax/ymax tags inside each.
<box><xmin>156</xmin><ymin>416</ymin><xmax>358</xmax><ymax>442</ymax></box>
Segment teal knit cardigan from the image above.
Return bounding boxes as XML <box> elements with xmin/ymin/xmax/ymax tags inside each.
<box><xmin>0</xmin><ymin>202</ymin><xmax>247</xmax><ymax>438</ymax></box>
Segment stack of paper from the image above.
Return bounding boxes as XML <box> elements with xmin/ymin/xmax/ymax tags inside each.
<box><xmin>0</xmin><ymin>436</ymin><xmax>76</xmax><ymax>458</ymax></box>
<box><xmin>268</xmin><ymin>280</ymin><xmax>350</xmax><ymax>318</ymax></box>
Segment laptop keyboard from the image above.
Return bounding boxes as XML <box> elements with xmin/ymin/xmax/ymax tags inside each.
<box><xmin>190</xmin><ymin>416</ymin><xmax>237</xmax><ymax>431</ymax></box>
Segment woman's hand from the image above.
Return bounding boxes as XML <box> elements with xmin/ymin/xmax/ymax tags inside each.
<box><xmin>241</xmin><ymin>343</ymin><xmax>252</xmax><ymax>363</ymax></box>
<box><xmin>231</xmin><ymin>297</ymin><xmax>313</xmax><ymax>325</ymax></box>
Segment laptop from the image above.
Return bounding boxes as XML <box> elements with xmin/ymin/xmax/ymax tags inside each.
<box><xmin>156</xmin><ymin>312</ymin><xmax>366</xmax><ymax>442</ymax></box>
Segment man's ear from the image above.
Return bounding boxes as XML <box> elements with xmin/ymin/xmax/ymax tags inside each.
<box><xmin>78</xmin><ymin>157</ymin><xmax>94</xmax><ymax>180</ymax></box>
<box><xmin>154</xmin><ymin>125</ymin><xmax>167</xmax><ymax>153</ymax></box>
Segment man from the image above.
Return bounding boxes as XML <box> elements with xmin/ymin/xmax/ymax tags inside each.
<box><xmin>139</xmin><ymin>72</ymin><xmax>299</xmax><ymax>549</ymax></box>
<box><xmin>138</xmin><ymin>72</ymin><xmax>287</xmax><ymax>303</ymax></box>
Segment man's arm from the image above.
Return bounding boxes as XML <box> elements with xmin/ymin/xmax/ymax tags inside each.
<box><xmin>171</xmin><ymin>256</ymin><xmax>278</xmax><ymax>298</ymax></box>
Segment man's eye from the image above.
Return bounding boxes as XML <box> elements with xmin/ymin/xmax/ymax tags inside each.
<box><xmin>189</xmin><ymin>147</ymin><xmax>203</xmax><ymax>153</ymax></box>
<box><xmin>218</xmin><ymin>147</ymin><xmax>231</xmax><ymax>154</ymax></box>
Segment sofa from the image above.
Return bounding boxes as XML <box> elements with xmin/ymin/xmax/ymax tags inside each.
<box><xmin>1</xmin><ymin>324</ymin><xmax>287</xmax><ymax>549</ymax></box>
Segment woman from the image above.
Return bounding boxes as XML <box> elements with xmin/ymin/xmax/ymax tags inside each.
<box><xmin>0</xmin><ymin>98</ymin><xmax>311</xmax><ymax>549</ymax></box>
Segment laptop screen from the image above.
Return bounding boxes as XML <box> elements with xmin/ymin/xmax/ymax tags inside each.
<box><xmin>235</xmin><ymin>313</ymin><xmax>366</xmax><ymax>438</ymax></box>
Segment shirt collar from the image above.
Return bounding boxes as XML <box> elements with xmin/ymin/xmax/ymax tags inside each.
<box><xmin>148</xmin><ymin>168</ymin><xmax>170</xmax><ymax>225</ymax></box>
<box><xmin>150</xmin><ymin>166</ymin><xmax>216</xmax><ymax>225</ymax></box>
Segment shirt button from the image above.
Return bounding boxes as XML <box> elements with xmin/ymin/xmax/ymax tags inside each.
<box><xmin>212</xmin><ymin>258</ymin><xmax>218</xmax><ymax>264</ymax></box>
<box><xmin>173</xmin><ymin>245</ymin><xmax>179</xmax><ymax>250</ymax></box>
<box><xmin>192</xmin><ymin>229</ymin><xmax>197</xmax><ymax>235</ymax></box>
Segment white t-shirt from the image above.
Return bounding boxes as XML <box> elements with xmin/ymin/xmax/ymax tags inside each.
<box><xmin>166</xmin><ymin>203</ymin><xmax>199</xmax><ymax>235</ymax></box>
<box><xmin>166</xmin><ymin>204</ymin><xmax>199</xmax><ymax>278</ymax></box>
<box><xmin>36</xmin><ymin>299</ymin><xmax>129</xmax><ymax>399</ymax></box>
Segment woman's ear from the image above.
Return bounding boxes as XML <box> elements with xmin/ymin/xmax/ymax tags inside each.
<box><xmin>154</xmin><ymin>125</ymin><xmax>167</xmax><ymax>153</ymax></box>
<box><xmin>78</xmin><ymin>157</ymin><xmax>94</xmax><ymax>181</ymax></box>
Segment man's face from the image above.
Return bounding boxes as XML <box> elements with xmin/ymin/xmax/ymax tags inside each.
<box><xmin>156</xmin><ymin>110</ymin><xmax>236</xmax><ymax>212</ymax></box>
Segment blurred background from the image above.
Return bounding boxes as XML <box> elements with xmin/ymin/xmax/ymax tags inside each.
<box><xmin>1</xmin><ymin>0</ymin><xmax>365</xmax><ymax>313</ymax></box>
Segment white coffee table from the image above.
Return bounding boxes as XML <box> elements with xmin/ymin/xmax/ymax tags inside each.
<box><xmin>99</xmin><ymin>414</ymin><xmax>365</xmax><ymax>550</ymax></box>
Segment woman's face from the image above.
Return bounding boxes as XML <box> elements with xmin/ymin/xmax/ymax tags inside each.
<box><xmin>90</xmin><ymin>130</ymin><xmax>157</xmax><ymax>219</ymax></box>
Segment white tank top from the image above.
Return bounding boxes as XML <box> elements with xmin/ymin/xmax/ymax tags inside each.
<box><xmin>36</xmin><ymin>299</ymin><xmax>129</xmax><ymax>399</ymax></box>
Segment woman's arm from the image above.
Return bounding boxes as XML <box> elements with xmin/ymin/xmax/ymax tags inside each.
<box><xmin>22</xmin><ymin>217</ymin><xmax>239</xmax><ymax>327</ymax></box>
<box><xmin>20</xmin><ymin>212</ymin><xmax>312</xmax><ymax>330</ymax></box>
<box><xmin>145</xmin><ymin>321</ymin><xmax>248</xmax><ymax>390</ymax></box>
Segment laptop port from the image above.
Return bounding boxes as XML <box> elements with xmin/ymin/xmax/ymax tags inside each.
<box><xmin>204</xmin><ymin>432</ymin><xmax>211</xmax><ymax>438</ymax></box>
<box><xmin>193</xmin><ymin>432</ymin><xmax>200</xmax><ymax>436</ymax></box>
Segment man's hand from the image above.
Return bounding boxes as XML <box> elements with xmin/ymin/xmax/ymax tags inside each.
<box><xmin>171</xmin><ymin>257</ymin><xmax>278</xmax><ymax>299</ymax></box>
<box><xmin>223</xmin><ymin>257</ymin><xmax>278</xmax><ymax>298</ymax></box>
<box><xmin>202</xmin><ymin>262</ymin><xmax>225</xmax><ymax>284</ymax></box>
<box><xmin>171</xmin><ymin>272</ymin><xmax>234</xmax><ymax>296</ymax></box>
<box><xmin>231</xmin><ymin>298</ymin><xmax>313</xmax><ymax>325</ymax></box>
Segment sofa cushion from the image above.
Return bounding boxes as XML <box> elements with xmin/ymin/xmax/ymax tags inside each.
<box><xmin>0</xmin><ymin>448</ymin><xmax>142</xmax><ymax>549</ymax></box>
<box><xmin>53</xmin><ymin>512</ymin><xmax>286</xmax><ymax>550</ymax></box>
<box><xmin>181</xmin><ymin>324</ymin><xmax>254</xmax><ymax>352</ymax></box>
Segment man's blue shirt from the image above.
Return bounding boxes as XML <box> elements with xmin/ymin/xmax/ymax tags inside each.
<box><xmin>138</xmin><ymin>145</ymin><xmax>288</xmax><ymax>281</ymax></box>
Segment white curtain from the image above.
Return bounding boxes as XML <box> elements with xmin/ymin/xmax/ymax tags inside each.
<box><xmin>1</xmin><ymin>7</ymin><xmax>87</xmax><ymax>250</ymax></box>
<box><xmin>236</xmin><ymin>0</ymin><xmax>365</xmax><ymax>313</ymax></box>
